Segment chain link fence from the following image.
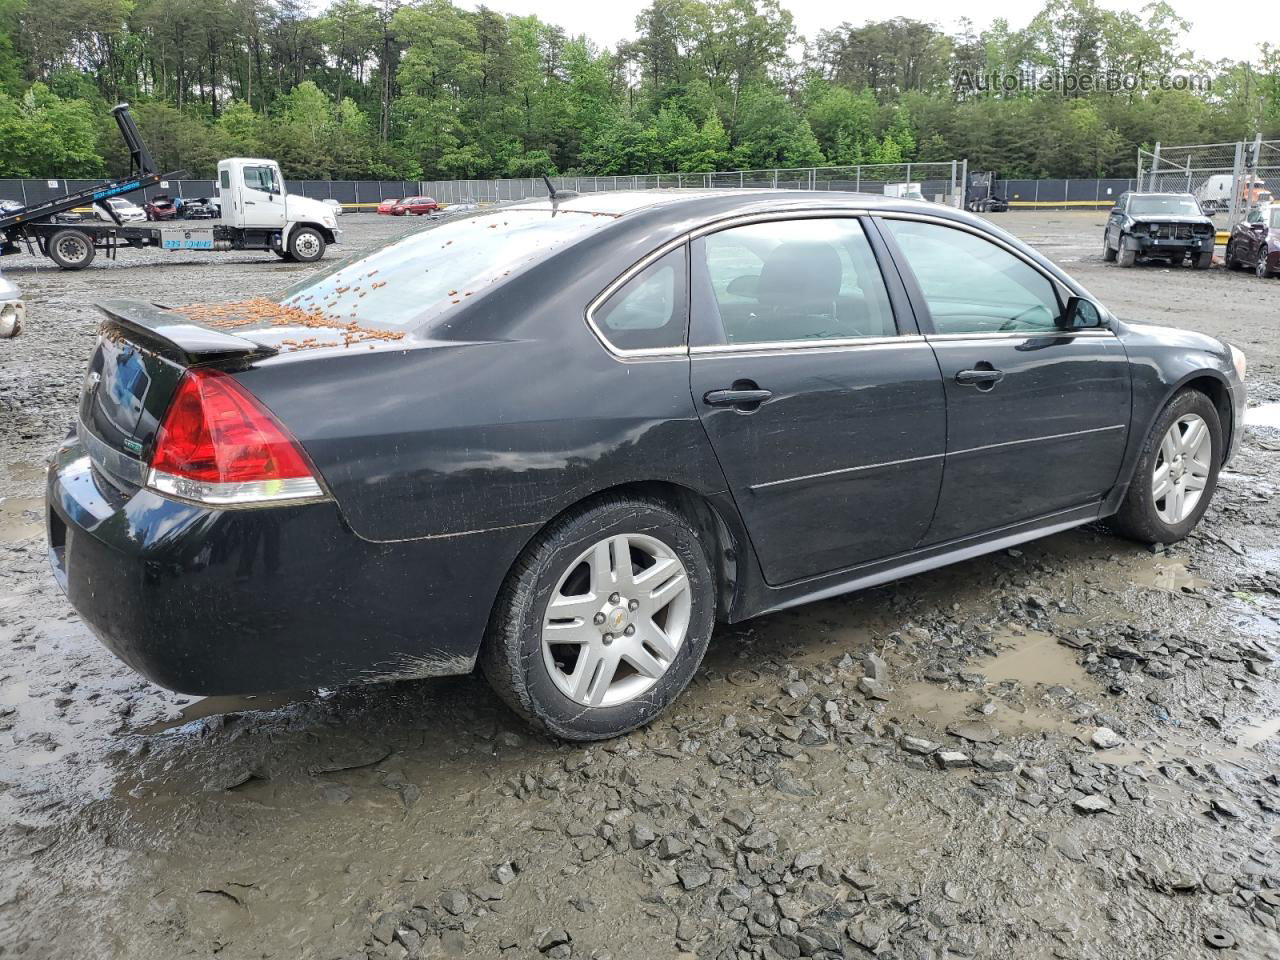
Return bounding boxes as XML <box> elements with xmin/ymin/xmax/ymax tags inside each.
<box><xmin>421</xmin><ymin>161</ymin><xmax>968</xmax><ymax>206</ymax></box>
<box><xmin>1137</xmin><ymin>137</ymin><xmax>1279</xmax><ymax>230</ymax></box>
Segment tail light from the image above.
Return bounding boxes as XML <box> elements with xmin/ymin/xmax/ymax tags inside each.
<box><xmin>147</xmin><ymin>369</ymin><xmax>327</xmax><ymax>507</ymax></box>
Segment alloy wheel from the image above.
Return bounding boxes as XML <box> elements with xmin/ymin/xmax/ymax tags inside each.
<box><xmin>541</xmin><ymin>532</ymin><xmax>692</xmax><ymax>707</ymax></box>
<box><xmin>1152</xmin><ymin>413</ymin><xmax>1212</xmax><ymax>524</ymax></box>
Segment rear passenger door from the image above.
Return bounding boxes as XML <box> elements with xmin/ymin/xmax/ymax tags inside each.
<box><xmin>877</xmin><ymin>215</ymin><xmax>1131</xmax><ymax>544</ymax></box>
<box><xmin>688</xmin><ymin>215</ymin><xmax>947</xmax><ymax>586</ymax></box>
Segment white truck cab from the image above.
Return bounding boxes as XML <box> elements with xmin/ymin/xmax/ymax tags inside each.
<box><xmin>217</xmin><ymin>158</ymin><xmax>340</xmax><ymax>262</ymax></box>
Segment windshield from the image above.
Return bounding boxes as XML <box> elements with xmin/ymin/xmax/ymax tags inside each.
<box><xmin>280</xmin><ymin>209</ymin><xmax>619</xmax><ymax>329</ymax></box>
<box><xmin>1129</xmin><ymin>196</ymin><xmax>1201</xmax><ymax>216</ymax></box>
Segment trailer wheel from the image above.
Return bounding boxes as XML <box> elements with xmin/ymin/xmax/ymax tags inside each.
<box><xmin>48</xmin><ymin>229</ymin><xmax>96</xmax><ymax>270</ymax></box>
<box><xmin>288</xmin><ymin>227</ymin><xmax>325</xmax><ymax>263</ymax></box>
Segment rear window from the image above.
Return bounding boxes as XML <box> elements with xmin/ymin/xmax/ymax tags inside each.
<box><xmin>279</xmin><ymin>209</ymin><xmax>618</xmax><ymax>329</ymax></box>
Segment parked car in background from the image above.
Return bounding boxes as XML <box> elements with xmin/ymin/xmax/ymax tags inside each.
<box><xmin>1103</xmin><ymin>192</ymin><xmax>1216</xmax><ymax>268</ymax></box>
<box><xmin>447</xmin><ymin>199</ymin><xmax>480</xmax><ymax>213</ymax></box>
<box><xmin>1226</xmin><ymin>204</ymin><xmax>1280</xmax><ymax>279</ymax></box>
<box><xmin>392</xmin><ymin>196</ymin><xmax>440</xmax><ymax>216</ymax></box>
<box><xmin>0</xmin><ymin>265</ymin><xmax>23</xmax><ymax>338</ymax></box>
<box><xmin>184</xmin><ymin>197</ymin><xmax>219</xmax><ymax>219</ymax></box>
<box><xmin>143</xmin><ymin>195</ymin><xmax>179</xmax><ymax>221</ymax></box>
<box><xmin>376</xmin><ymin>198</ymin><xmax>402</xmax><ymax>215</ymax></box>
<box><xmin>95</xmin><ymin>197</ymin><xmax>147</xmax><ymax>224</ymax></box>
<box><xmin>322</xmin><ymin>198</ymin><xmax>344</xmax><ymax>216</ymax></box>
<box><xmin>0</xmin><ymin>199</ymin><xmax>24</xmax><ymax>217</ymax></box>
<box><xmin>47</xmin><ymin>190</ymin><xmax>1247</xmax><ymax>740</ymax></box>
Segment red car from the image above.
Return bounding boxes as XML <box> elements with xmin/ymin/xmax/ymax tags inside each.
<box><xmin>1226</xmin><ymin>205</ymin><xmax>1280</xmax><ymax>279</ymax></box>
<box><xmin>391</xmin><ymin>196</ymin><xmax>440</xmax><ymax>216</ymax></box>
<box><xmin>376</xmin><ymin>198</ymin><xmax>402</xmax><ymax>215</ymax></box>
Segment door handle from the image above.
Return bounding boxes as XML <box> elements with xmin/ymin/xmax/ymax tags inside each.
<box><xmin>704</xmin><ymin>387</ymin><xmax>773</xmax><ymax>409</ymax></box>
<box><xmin>956</xmin><ymin>368</ymin><xmax>1004</xmax><ymax>387</ymax></box>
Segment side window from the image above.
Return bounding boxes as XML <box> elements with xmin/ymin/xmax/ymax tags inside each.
<box><xmin>243</xmin><ymin>165</ymin><xmax>276</xmax><ymax>192</ymax></box>
<box><xmin>1247</xmin><ymin>208</ymin><xmax>1263</xmax><ymax>224</ymax></box>
<box><xmin>695</xmin><ymin>218</ymin><xmax>896</xmax><ymax>345</ymax></box>
<box><xmin>219</xmin><ymin>169</ymin><xmax>231</xmax><ymax>190</ymax></box>
<box><xmin>882</xmin><ymin>219</ymin><xmax>1062</xmax><ymax>335</ymax></box>
<box><xmin>592</xmin><ymin>246</ymin><xmax>687</xmax><ymax>352</ymax></box>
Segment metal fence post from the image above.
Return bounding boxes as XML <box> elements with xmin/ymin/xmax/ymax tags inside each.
<box><xmin>1227</xmin><ymin>141</ymin><xmax>1245</xmax><ymax>227</ymax></box>
<box><xmin>1149</xmin><ymin>142</ymin><xmax>1161</xmax><ymax>191</ymax></box>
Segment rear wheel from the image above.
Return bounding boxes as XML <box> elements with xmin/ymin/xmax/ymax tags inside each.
<box><xmin>1111</xmin><ymin>390</ymin><xmax>1221</xmax><ymax>544</ymax></box>
<box><xmin>481</xmin><ymin>495</ymin><xmax>716</xmax><ymax>740</ymax></box>
<box><xmin>47</xmin><ymin>229</ymin><xmax>96</xmax><ymax>270</ymax></box>
<box><xmin>287</xmin><ymin>227</ymin><xmax>325</xmax><ymax>263</ymax></box>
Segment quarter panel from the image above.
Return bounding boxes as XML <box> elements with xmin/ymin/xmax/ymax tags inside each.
<box><xmin>236</xmin><ymin>327</ymin><xmax>724</xmax><ymax>544</ymax></box>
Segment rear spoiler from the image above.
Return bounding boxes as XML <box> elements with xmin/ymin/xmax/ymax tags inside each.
<box><xmin>96</xmin><ymin>299</ymin><xmax>278</xmax><ymax>364</ymax></box>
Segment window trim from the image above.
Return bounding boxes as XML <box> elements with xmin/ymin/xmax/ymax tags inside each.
<box><xmin>873</xmin><ymin>211</ymin><xmax>1116</xmax><ymax>339</ymax></box>
<box><xmin>584</xmin><ymin>236</ymin><xmax>690</xmax><ymax>360</ymax></box>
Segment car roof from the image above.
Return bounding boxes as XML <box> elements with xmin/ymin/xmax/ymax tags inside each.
<box><xmin>509</xmin><ymin>188</ymin><xmax>962</xmax><ymax>219</ymax></box>
<box><xmin>1127</xmin><ymin>192</ymin><xmax>1197</xmax><ymax>199</ymax></box>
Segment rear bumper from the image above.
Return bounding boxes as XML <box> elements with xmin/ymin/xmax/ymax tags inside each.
<box><xmin>45</xmin><ymin>437</ymin><xmax>518</xmax><ymax>695</ymax></box>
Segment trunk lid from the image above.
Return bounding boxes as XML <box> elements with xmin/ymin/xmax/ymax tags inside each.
<box><xmin>78</xmin><ymin>299</ymin><xmax>275</xmax><ymax>486</ymax></box>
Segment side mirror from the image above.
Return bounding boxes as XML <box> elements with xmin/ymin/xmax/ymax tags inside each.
<box><xmin>1059</xmin><ymin>296</ymin><xmax>1105</xmax><ymax>330</ymax></box>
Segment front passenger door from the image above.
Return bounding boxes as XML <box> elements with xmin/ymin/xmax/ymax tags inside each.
<box><xmin>878</xmin><ymin>216</ymin><xmax>1131</xmax><ymax>545</ymax></box>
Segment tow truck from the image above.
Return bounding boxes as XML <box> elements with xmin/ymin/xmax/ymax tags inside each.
<box><xmin>0</xmin><ymin>103</ymin><xmax>340</xmax><ymax>270</ymax></box>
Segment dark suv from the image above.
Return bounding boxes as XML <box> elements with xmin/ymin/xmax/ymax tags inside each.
<box><xmin>1103</xmin><ymin>192</ymin><xmax>1216</xmax><ymax>269</ymax></box>
<box><xmin>1226</xmin><ymin>204</ymin><xmax>1279</xmax><ymax>279</ymax></box>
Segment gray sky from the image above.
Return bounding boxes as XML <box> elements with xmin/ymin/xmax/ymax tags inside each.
<box><xmin>458</xmin><ymin>0</ymin><xmax>1264</xmax><ymax>64</ymax></box>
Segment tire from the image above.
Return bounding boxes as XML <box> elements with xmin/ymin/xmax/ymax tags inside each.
<box><xmin>47</xmin><ymin>229</ymin><xmax>96</xmax><ymax>270</ymax></box>
<box><xmin>481</xmin><ymin>495</ymin><xmax>716</xmax><ymax>740</ymax></box>
<box><xmin>287</xmin><ymin>226</ymin><xmax>325</xmax><ymax>263</ymax></box>
<box><xmin>1117</xmin><ymin>240</ymin><xmax>1136</xmax><ymax>268</ymax></box>
<box><xmin>1193</xmin><ymin>251</ymin><xmax>1213</xmax><ymax>269</ymax></box>
<box><xmin>273</xmin><ymin>248</ymin><xmax>295</xmax><ymax>261</ymax></box>
<box><xmin>1103</xmin><ymin>233</ymin><xmax>1117</xmax><ymax>262</ymax></box>
<box><xmin>1226</xmin><ymin>241</ymin><xmax>1243</xmax><ymax>270</ymax></box>
<box><xmin>1110</xmin><ymin>390</ymin><xmax>1222</xmax><ymax>545</ymax></box>
<box><xmin>1259</xmin><ymin>254</ymin><xmax>1277</xmax><ymax>280</ymax></box>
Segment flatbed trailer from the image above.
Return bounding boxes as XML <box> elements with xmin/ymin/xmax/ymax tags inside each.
<box><xmin>0</xmin><ymin>103</ymin><xmax>339</xmax><ymax>270</ymax></box>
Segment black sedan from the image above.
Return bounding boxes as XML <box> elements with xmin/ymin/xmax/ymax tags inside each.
<box><xmin>47</xmin><ymin>190</ymin><xmax>1247</xmax><ymax>739</ymax></box>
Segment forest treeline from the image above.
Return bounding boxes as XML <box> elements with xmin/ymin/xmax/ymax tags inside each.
<box><xmin>0</xmin><ymin>0</ymin><xmax>1275</xmax><ymax>182</ymax></box>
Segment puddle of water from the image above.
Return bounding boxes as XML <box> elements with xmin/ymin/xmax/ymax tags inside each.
<box><xmin>1</xmin><ymin>462</ymin><xmax>46</xmax><ymax>541</ymax></box>
<box><xmin>895</xmin><ymin>628</ymin><xmax>1094</xmax><ymax>739</ymax></box>
<box><xmin>137</xmin><ymin>691</ymin><xmax>305</xmax><ymax>734</ymax></box>
<box><xmin>981</xmin><ymin>628</ymin><xmax>1092</xmax><ymax>689</ymax></box>
<box><xmin>1129</xmin><ymin>560</ymin><xmax>1210</xmax><ymax>593</ymax></box>
<box><xmin>1236</xmin><ymin>715</ymin><xmax>1280</xmax><ymax>749</ymax></box>
<box><xmin>0</xmin><ymin>681</ymin><xmax>30</xmax><ymax>706</ymax></box>
<box><xmin>0</xmin><ymin>495</ymin><xmax>43</xmax><ymax>541</ymax></box>
<box><xmin>1245</xmin><ymin>402</ymin><xmax>1280</xmax><ymax>429</ymax></box>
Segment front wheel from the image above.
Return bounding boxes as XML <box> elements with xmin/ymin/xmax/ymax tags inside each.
<box><xmin>1110</xmin><ymin>390</ymin><xmax>1221</xmax><ymax>544</ymax></box>
<box><xmin>1117</xmin><ymin>240</ymin><xmax>1136</xmax><ymax>268</ymax></box>
<box><xmin>1259</xmin><ymin>253</ymin><xmax>1277</xmax><ymax>279</ymax></box>
<box><xmin>287</xmin><ymin>227</ymin><xmax>326</xmax><ymax>263</ymax></box>
<box><xmin>1102</xmin><ymin>233</ymin><xmax>1117</xmax><ymax>262</ymax></box>
<box><xmin>1193</xmin><ymin>251</ymin><xmax>1213</xmax><ymax>269</ymax></box>
<box><xmin>481</xmin><ymin>496</ymin><xmax>716</xmax><ymax>740</ymax></box>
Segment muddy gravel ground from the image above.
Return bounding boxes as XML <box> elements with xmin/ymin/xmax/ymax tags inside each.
<box><xmin>1</xmin><ymin>210</ymin><xmax>1279</xmax><ymax>960</ymax></box>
